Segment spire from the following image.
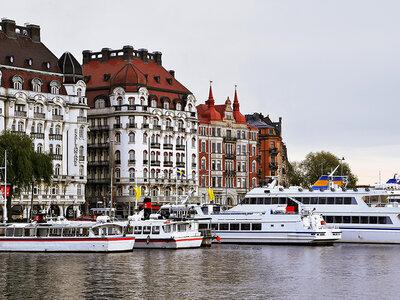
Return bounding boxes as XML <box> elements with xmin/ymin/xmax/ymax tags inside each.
<box><xmin>233</xmin><ymin>85</ymin><xmax>239</xmax><ymax>111</ymax></box>
<box><xmin>206</xmin><ymin>80</ymin><xmax>215</xmax><ymax>107</ymax></box>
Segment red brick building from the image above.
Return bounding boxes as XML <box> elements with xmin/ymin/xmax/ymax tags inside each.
<box><xmin>197</xmin><ymin>85</ymin><xmax>258</xmax><ymax>205</ymax></box>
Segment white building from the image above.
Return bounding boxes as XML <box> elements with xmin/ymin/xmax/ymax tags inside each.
<box><xmin>0</xmin><ymin>19</ymin><xmax>89</xmax><ymax>219</ymax></box>
<box><xmin>83</xmin><ymin>46</ymin><xmax>199</xmax><ymax>217</ymax></box>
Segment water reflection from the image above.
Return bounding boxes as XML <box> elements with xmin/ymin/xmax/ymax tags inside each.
<box><xmin>0</xmin><ymin>245</ymin><xmax>399</xmax><ymax>299</ymax></box>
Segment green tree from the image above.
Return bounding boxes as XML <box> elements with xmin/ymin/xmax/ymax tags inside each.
<box><xmin>299</xmin><ymin>151</ymin><xmax>358</xmax><ymax>188</ymax></box>
<box><xmin>287</xmin><ymin>161</ymin><xmax>306</xmax><ymax>187</ymax></box>
<box><xmin>0</xmin><ymin>131</ymin><xmax>53</xmax><ymax>222</ymax></box>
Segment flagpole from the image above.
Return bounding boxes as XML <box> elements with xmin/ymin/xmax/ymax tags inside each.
<box><xmin>3</xmin><ymin>150</ymin><xmax>7</xmax><ymax>223</ymax></box>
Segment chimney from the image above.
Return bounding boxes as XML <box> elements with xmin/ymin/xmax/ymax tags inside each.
<box><xmin>168</xmin><ymin>70</ymin><xmax>175</xmax><ymax>77</ymax></box>
<box><xmin>138</xmin><ymin>48</ymin><xmax>148</xmax><ymax>63</ymax></box>
<box><xmin>153</xmin><ymin>51</ymin><xmax>162</xmax><ymax>65</ymax></box>
<box><xmin>123</xmin><ymin>45</ymin><xmax>134</xmax><ymax>60</ymax></box>
<box><xmin>1</xmin><ymin>18</ymin><xmax>16</xmax><ymax>39</ymax></box>
<box><xmin>82</xmin><ymin>50</ymin><xmax>92</xmax><ymax>65</ymax></box>
<box><xmin>26</xmin><ymin>23</ymin><xmax>40</xmax><ymax>42</ymax></box>
<box><xmin>101</xmin><ymin>48</ymin><xmax>111</xmax><ymax>62</ymax></box>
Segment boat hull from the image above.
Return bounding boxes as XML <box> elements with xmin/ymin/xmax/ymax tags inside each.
<box><xmin>0</xmin><ymin>237</ymin><xmax>135</xmax><ymax>252</ymax></box>
<box><xmin>134</xmin><ymin>237</ymin><xmax>203</xmax><ymax>249</ymax></box>
<box><xmin>335</xmin><ymin>227</ymin><xmax>400</xmax><ymax>244</ymax></box>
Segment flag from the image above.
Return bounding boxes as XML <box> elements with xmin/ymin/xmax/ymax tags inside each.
<box><xmin>177</xmin><ymin>168</ymin><xmax>186</xmax><ymax>178</ymax></box>
<box><xmin>134</xmin><ymin>187</ymin><xmax>141</xmax><ymax>200</ymax></box>
<box><xmin>207</xmin><ymin>189</ymin><xmax>215</xmax><ymax>201</ymax></box>
<box><xmin>311</xmin><ymin>176</ymin><xmax>329</xmax><ymax>190</ymax></box>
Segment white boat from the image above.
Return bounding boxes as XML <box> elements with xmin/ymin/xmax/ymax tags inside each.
<box><xmin>234</xmin><ymin>170</ymin><xmax>400</xmax><ymax>244</ymax></box>
<box><xmin>161</xmin><ymin>201</ymin><xmax>342</xmax><ymax>245</ymax></box>
<box><xmin>127</xmin><ymin>213</ymin><xmax>203</xmax><ymax>249</ymax></box>
<box><xmin>0</xmin><ymin>216</ymin><xmax>135</xmax><ymax>252</ymax></box>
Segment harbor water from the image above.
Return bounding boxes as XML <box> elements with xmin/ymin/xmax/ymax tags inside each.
<box><xmin>0</xmin><ymin>244</ymin><xmax>400</xmax><ymax>299</ymax></box>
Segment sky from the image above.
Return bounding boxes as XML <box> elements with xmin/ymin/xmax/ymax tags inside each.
<box><xmin>2</xmin><ymin>0</ymin><xmax>400</xmax><ymax>185</ymax></box>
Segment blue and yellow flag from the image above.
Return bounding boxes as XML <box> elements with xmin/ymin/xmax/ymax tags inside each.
<box><xmin>177</xmin><ymin>168</ymin><xmax>186</xmax><ymax>178</ymax></box>
<box><xmin>312</xmin><ymin>176</ymin><xmax>329</xmax><ymax>190</ymax></box>
<box><xmin>332</xmin><ymin>176</ymin><xmax>343</xmax><ymax>187</ymax></box>
<box><xmin>386</xmin><ymin>178</ymin><xmax>397</xmax><ymax>184</ymax></box>
<box><xmin>207</xmin><ymin>189</ymin><xmax>215</xmax><ymax>201</ymax></box>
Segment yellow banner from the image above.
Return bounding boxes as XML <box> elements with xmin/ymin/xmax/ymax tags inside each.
<box><xmin>134</xmin><ymin>187</ymin><xmax>141</xmax><ymax>200</ymax></box>
<box><xmin>207</xmin><ymin>189</ymin><xmax>215</xmax><ymax>201</ymax></box>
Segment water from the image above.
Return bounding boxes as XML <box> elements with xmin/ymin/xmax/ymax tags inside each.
<box><xmin>0</xmin><ymin>244</ymin><xmax>399</xmax><ymax>299</ymax></box>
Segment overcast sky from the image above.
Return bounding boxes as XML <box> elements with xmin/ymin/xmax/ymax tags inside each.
<box><xmin>3</xmin><ymin>0</ymin><xmax>400</xmax><ymax>184</ymax></box>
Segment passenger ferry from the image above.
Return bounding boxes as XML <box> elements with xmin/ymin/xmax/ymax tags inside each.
<box><xmin>235</xmin><ymin>171</ymin><xmax>400</xmax><ymax>244</ymax></box>
<box><xmin>161</xmin><ymin>200</ymin><xmax>342</xmax><ymax>245</ymax></box>
<box><xmin>0</xmin><ymin>216</ymin><xmax>135</xmax><ymax>252</ymax></box>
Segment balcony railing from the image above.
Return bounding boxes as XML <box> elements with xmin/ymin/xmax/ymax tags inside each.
<box><xmin>163</xmin><ymin>161</ymin><xmax>173</xmax><ymax>167</ymax></box>
<box><xmin>142</xmin><ymin>124</ymin><xmax>149</xmax><ymax>129</ymax></box>
<box><xmin>269</xmin><ymin>162</ymin><xmax>278</xmax><ymax>168</ymax></box>
<box><xmin>153</xmin><ymin>125</ymin><xmax>161</xmax><ymax>130</ymax></box>
<box><xmin>77</xmin><ymin>116</ymin><xmax>87</xmax><ymax>123</ymax></box>
<box><xmin>89</xmin><ymin>125</ymin><xmax>109</xmax><ymax>131</ymax></box>
<box><xmin>151</xmin><ymin>160</ymin><xmax>161</xmax><ymax>166</ymax></box>
<box><xmin>176</xmin><ymin>162</ymin><xmax>185</xmax><ymax>167</ymax></box>
<box><xmin>52</xmin><ymin>114</ymin><xmax>64</xmax><ymax>121</ymax></box>
<box><xmin>190</xmin><ymin>129</ymin><xmax>197</xmax><ymax>133</ymax></box>
<box><xmin>151</xmin><ymin>143</ymin><xmax>160</xmax><ymax>149</ymax></box>
<box><xmin>176</xmin><ymin>145</ymin><xmax>185</xmax><ymax>151</ymax></box>
<box><xmin>128</xmin><ymin>105</ymin><xmax>136</xmax><ymax>111</ymax></box>
<box><xmin>79</xmin><ymin>156</ymin><xmax>85</xmax><ymax>161</ymax></box>
<box><xmin>34</xmin><ymin>112</ymin><xmax>45</xmax><ymax>119</ymax></box>
<box><xmin>115</xmin><ymin>159</ymin><xmax>121</xmax><ymax>165</ymax></box>
<box><xmin>113</xmin><ymin>123</ymin><xmax>121</xmax><ymax>129</ymax></box>
<box><xmin>163</xmin><ymin>144</ymin><xmax>173</xmax><ymax>150</ymax></box>
<box><xmin>11</xmin><ymin>131</ymin><xmax>26</xmax><ymax>136</ymax></box>
<box><xmin>223</xmin><ymin>136</ymin><xmax>237</xmax><ymax>143</ymax></box>
<box><xmin>88</xmin><ymin>143</ymin><xmax>109</xmax><ymax>149</ymax></box>
<box><xmin>143</xmin><ymin>159</ymin><xmax>148</xmax><ymax>165</ymax></box>
<box><xmin>128</xmin><ymin>159</ymin><xmax>136</xmax><ymax>165</ymax></box>
<box><xmin>30</xmin><ymin>132</ymin><xmax>44</xmax><ymax>139</ymax></box>
<box><xmin>178</xmin><ymin>127</ymin><xmax>185</xmax><ymax>133</ymax></box>
<box><xmin>165</xmin><ymin>126</ymin><xmax>174</xmax><ymax>131</ymax></box>
<box><xmin>114</xmin><ymin>106</ymin><xmax>122</xmax><ymax>111</ymax></box>
<box><xmin>192</xmin><ymin>163</ymin><xmax>197</xmax><ymax>168</ymax></box>
<box><xmin>49</xmin><ymin>134</ymin><xmax>62</xmax><ymax>140</ymax></box>
<box><xmin>225</xmin><ymin>170</ymin><xmax>236</xmax><ymax>177</ymax></box>
<box><xmin>269</xmin><ymin>147</ymin><xmax>278</xmax><ymax>154</ymax></box>
<box><xmin>15</xmin><ymin>110</ymin><xmax>27</xmax><ymax>117</ymax></box>
<box><xmin>52</xmin><ymin>154</ymin><xmax>63</xmax><ymax>160</ymax></box>
<box><xmin>126</xmin><ymin>123</ymin><xmax>137</xmax><ymax>128</ymax></box>
<box><xmin>225</xmin><ymin>153</ymin><xmax>235</xmax><ymax>160</ymax></box>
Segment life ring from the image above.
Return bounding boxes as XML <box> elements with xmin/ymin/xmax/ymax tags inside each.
<box><xmin>146</xmin><ymin>235</ymin><xmax>150</xmax><ymax>244</ymax></box>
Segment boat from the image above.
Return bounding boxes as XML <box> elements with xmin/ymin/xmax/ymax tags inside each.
<box><xmin>160</xmin><ymin>198</ymin><xmax>342</xmax><ymax>245</ymax></box>
<box><xmin>233</xmin><ymin>168</ymin><xmax>400</xmax><ymax>244</ymax></box>
<box><xmin>0</xmin><ymin>215</ymin><xmax>135</xmax><ymax>252</ymax></box>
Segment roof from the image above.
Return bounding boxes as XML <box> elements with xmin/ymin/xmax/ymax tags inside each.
<box><xmin>58</xmin><ymin>52</ymin><xmax>83</xmax><ymax>83</ymax></box>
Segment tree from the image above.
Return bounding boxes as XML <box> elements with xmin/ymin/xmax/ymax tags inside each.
<box><xmin>0</xmin><ymin>131</ymin><xmax>53</xmax><ymax>222</ymax></box>
<box><xmin>289</xmin><ymin>151</ymin><xmax>358</xmax><ymax>188</ymax></box>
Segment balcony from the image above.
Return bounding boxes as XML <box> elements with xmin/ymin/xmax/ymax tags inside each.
<box><xmin>90</xmin><ymin>125</ymin><xmax>109</xmax><ymax>131</ymax></box>
<box><xmin>34</xmin><ymin>112</ymin><xmax>45</xmax><ymax>119</ymax></box>
<box><xmin>176</xmin><ymin>162</ymin><xmax>185</xmax><ymax>168</ymax></box>
<box><xmin>225</xmin><ymin>170</ymin><xmax>237</xmax><ymax>177</ymax></box>
<box><xmin>49</xmin><ymin>134</ymin><xmax>62</xmax><ymax>140</ymax></box>
<box><xmin>11</xmin><ymin>131</ymin><xmax>26</xmax><ymax>136</ymax></box>
<box><xmin>52</xmin><ymin>154</ymin><xmax>63</xmax><ymax>161</ymax></box>
<box><xmin>163</xmin><ymin>144</ymin><xmax>173</xmax><ymax>150</ymax></box>
<box><xmin>177</xmin><ymin>127</ymin><xmax>185</xmax><ymax>133</ymax></box>
<box><xmin>225</xmin><ymin>153</ymin><xmax>235</xmax><ymax>160</ymax></box>
<box><xmin>223</xmin><ymin>136</ymin><xmax>237</xmax><ymax>143</ymax></box>
<box><xmin>153</xmin><ymin>125</ymin><xmax>161</xmax><ymax>130</ymax></box>
<box><xmin>129</xmin><ymin>177</ymin><xmax>136</xmax><ymax>182</ymax></box>
<box><xmin>114</xmin><ymin>106</ymin><xmax>122</xmax><ymax>111</ymax></box>
<box><xmin>269</xmin><ymin>162</ymin><xmax>278</xmax><ymax>169</ymax></box>
<box><xmin>176</xmin><ymin>145</ymin><xmax>185</xmax><ymax>151</ymax></box>
<box><xmin>165</xmin><ymin>126</ymin><xmax>174</xmax><ymax>131</ymax></box>
<box><xmin>128</xmin><ymin>105</ymin><xmax>136</xmax><ymax>111</ymax></box>
<box><xmin>269</xmin><ymin>147</ymin><xmax>278</xmax><ymax>154</ymax></box>
<box><xmin>190</xmin><ymin>129</ymin><xmax>197</xmax><ymax>134</ymax></box>
<box><xmin>113</xmin><ymin>123</ymin><xmax>121</xmax><ymax>129</ymax></box>
<box><xmin>128</xmin><ymin>159</ymin><xmax>136</xmax><ymax>165</ymax></box>
<box><xmin>142</xmin><ymin>124</ymin><xmax>149</xmax><ymax>129</ymax></box>
<box><xmin>151</xmin><ymin>143</ymin><xmax>161</xmax><ymax>149</ymax></box>
<box><xmin>79</xmin><ymin>156</ymin><xmax>85</xmax><ymax>161</ymax></box>
<box><xmin>77</xmin><ymin>116</ymin><xmax>87</xmax><ymax>123</ymax></box>
<box><xmin>30</xmin><ymin>132</ymin><xmax>44</xmax><ymax>139</ymax></box>
<box><xmin>151</xmin><ymin>160</ymin><xmax>161</xmax><ymax>166</ymax></box>
<box><xmin>163</xmin><ymin>161</ymin><xmax>173</xmax><ymax>167</ymax></box>
<box><xmin>192</xmin><ymin>163</ymin><xmax>197</xmax><ymax>168</ymax></box>
<box><xmin>88</xmin><ymin>143</ymin><xmax>109</xmax><ymax>149</ymax></box>
<box><xmin>15</xmin><ymin>110</ymin><xmax>27</xmax><ymax>117</ymax></box>
<box><xmin>115</xmin><ymin>159</ymin><xmax>121</xmax><ymax>165</ymax></box>
<box><xmin>88</xmin><ymin>160</ymin><xmax>109</xmax><ymax>166</ymax></box>
<box><xmin>52</xmin><ymin>114</ymin><xmax>63</xmax><ymax>121</ymax></box>
<box><xmin>126</xmin><ymin>123</ymin><xmax>137</xmax><ymax>129</ymax></box>
<box><xmin>143</xmin><ymin>159</ymin><xmax>148</xmax><ymax>165</ymax></box>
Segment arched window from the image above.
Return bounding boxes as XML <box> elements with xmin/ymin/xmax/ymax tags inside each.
<box><xmin>176</xmin><ymin>153</ymin><xmax>181</xmax><ymax>163</ymax></box>
<box><xmin>18</xmin><ymin>121</ymin><xmax>24</xmax><ymax>132</ymax></box>
<box><xmin>37</xmin><ymin>123</ymin><xmax>43</xmax><ymax>133</ymax></box>
<box><xmin>151</xmin><ymin>99</ymin><xmax>157</xmax><ymax>107</ymax></box>
<box><xmin>143</xmin><ymin>168</ymin><xmax>148</xmax><ymax>178</ymax></box>
<box><xmin>54</xmin><ymin>164</ymin><xmax>60</xmax><ymax>175</ymax></box>
<box><xmin>117</xmin><ymin>97</ymin><xmax>123</xmax><ymax>107</ymax></box>
<box><xmin>153</xmin><ymin>118</ymin><xmax>158</xmax><ymax>126</ymax></box>
<box><xmin>116</xmin><ymin>186</ymin><xmax>123</xmax><ymax>196</ymax></box>
<box><xmin>31</xmin><ymin>122</ymin><xmax>35</xmax><ymax>133</ymax></box>
<box><xmin>12</xmin><ymin>75</ymin><xmax>23</xmax><ymax>90</ymax></box>
<box><xmin>192</xmin><ymin>154</ymin><xmax>196</xmax><ymax>164</ymax></box>
<box><xmin>56</xmin><ymin>125</ymin><xmax>61</xmax><ymax>135</ymax></box>
<box><xmin>79</xmin><ymin>126</ymin><xmax>84</xmax><ymax>139</ymax></box>
<box><xmin>95</xmin><ymin>98</ymin><xmax>105</xmax><ymax>108</ymax></box>
<box><xmin>143</xmin><ymin>133</ymin><xmax>148</xmax><ymax>144</ymax></box>
<box><xmin>31</xmin><ymin>78</ymin><xmax>43</xmax><ymax>92</ymax></box>
<box><xmin>201</xmin><ymin>157</ymin><xmax>206</xmax><ymax>170</ymax></box>
<box><xmin>152</xmin><ymin>187</ymin><xmax>158</xmax><ymax>197</ymax></box>
<box><xmin>129</xmin><ymin>150</ymin><xmax>135</xmax><ymax>162</ymax></box>
<box><xmin>129</xmin><ymin>168</ymin><xmax>135</xmax><ymax>179</ymax></box>
<box><xmin>79</xmin><ymin>165</ymin><xmax>84</xmax><ymax>176</ymax></box>
<box><xmin>252</xmin><ymin>161</ymin><xmax>257</xmax><ymax>173</ymax></box>
<box><xmin>128</xmin><ymin>97</ymin><xmax>135</xmax><ymax>106</ymax></box>
<box><xmin>129</xmin><ymin>132</ymin><xmax>135</xmax><ymax>143</ymax></box>
<box><xmin>163</xmin><ymin>101</ymin><xmax>169</xmax><ymax>109</ymax></box>
<box><xmin>176</xmin><ymin>102</ymin><xmax>182</xmax><ymax>111</ymax></box>
<box><xmin>163</xmin><ymin>152</ymin><xmax>168</xmax><ymax>161</ymax></box>
<box><xmin>50</xmin><ymin>80</ymin><xmax>61</xmax><ymax>94</ymax></box>
<box><xmin>49</xmin><ymin>144</ymin><xmax>54</xmax><ymax>154</ymax></box>
<box><xmin>140</xmin><ymin>97</ymin><xmax>146</xmax><ymax>106</ymax></box>
<box><xmin>143</xmin><ymin>150</ymin><xmax>148</xmax><ymax>161</ymax></box>
<box><xmin>37</xmin><ymin>143</ymin><xmax>43</xmax><ymax>153</ymax></box>
<box><xmin>166</xmin><ymin>119</ymin><xmax>172</xmax><ymax>129</ymax></box>
<box><xmin>129</xmin><ymin>186</ymin><xmax>135</xmax><ymax>196</ymax></box>
<box><xmin>55</xmin><ymin>145</ymin><xmax>61</xmax><ymax>155</ymax></box>
<box><xmin>52</xmin><ymin>106</ymin><xmax>62</xmax><ymax>116</ymax></box>
<box><xmin>188</xmin><ymin>104</ymin><xmax>193</xmax><ymax>111</ymax></box>
<box><xmin>165</xmin><ymin>187</ymin><xmax>171</xmax><ymax>196</ymax></box>
<box><xmin>77</xmin><ymin>88</ymin><xmax>82</xmax><ymax>97</ymax></box>
<box><xmin>151</xmin><ymin>151</ymin><xmax>155</xmax><ymax>161</ymax></box>
<box><xmin>115</xmin><ymin>132</ymin><xmax>121</xmax><ymax>143</ymax></box>
<box><xmin>115</xmin><ymin>168</ymin><xmax>121</xmax><ymax>178</ymax></box>
<box><xmin>79</xmin><ymin>146</ymin><xmax>84</xmax><ymax>157</ymax></box>
<box><xmin>151</xmin><ymin>169</ymin><xmax>155</xmax><ymax>178</ymax></box>
<box><xmin>252</xmin><ymin>177</ymin><xmax>257</xmax><ymax>188</ymax></box>
<box><xmin>192</xmin><ymin>137</ymin><xmax>196</xmax><ymax>148</ymax></box>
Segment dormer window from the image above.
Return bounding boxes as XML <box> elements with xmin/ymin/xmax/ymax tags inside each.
<box><xmin>7</xmin><ymin>56</ymin><xmax>14</xmax><ymax>63</ymax></box>
<box><xmin>26</xmin><ymin>58</ymin><xmax>33</xmax><ymax>66</ymax></box>
<box><xmin>31</xmin><ymin>78</ymin><xmax>43</xmax><ymax>92</ymax></box>
<box><xmin>95</xmin><ymin>98</ymin><xmax>105</xmax><ymax>109</ymax></box>
<box><xmin>166</xmin><ymin>78</ymin><xmax>172</xmax><ymax>85</ymax></box>
<box><xmin>163</xmin><ymin>101</ymin><xmax>169</xmax><ymax>109</ymax></box>
<box><xmin>151</xmin><ymin>99</ymin><xmax>157</xmax><ymax>108</ymax></box>
<box><xmin>0</xmin><ymin>70</ymin><xmax>2</xmax><ymax>86</ymax></box>
<box><xmin>12</xmin><ymin>75</ymin><xmax>24</xmax><ymax>90</ymax></box>
<box><xmin>44</xmin><ymin>61</ymin><xmax>51</xmax><ymax>69</ymax></box>
<box><xmin>176</xmin><ymin>102</ymin><xmax>182</xmax><ymax>111</ymax></box>
<box><xmin>50</xmin><ymin>80</ymin><xmax>61</xmax><ymax>95</ymax></box>
<box><xmin>153</xmin><ymin>76</ymin><xmax>160</xmax><ymax>83</ymax></box>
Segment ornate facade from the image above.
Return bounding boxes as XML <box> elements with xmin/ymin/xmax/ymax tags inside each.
<box><xmin>83</xmin><ymin>46</ymin><xmax>199</xmax><ymax>217</ymax></box>
<box><xmin>0</xmin><ymin>19</ymin><xmax>89</xmax><ymax>219</ymax></box>
<box><xmin>197</xmin><ymin>85</ymin><xmax>258</xmax><ymax>206</ymax></box>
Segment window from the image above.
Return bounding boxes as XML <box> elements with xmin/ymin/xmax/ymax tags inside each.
<box><xmin>176</xmin><ymin>102</ymin><xmax>182</xmax><ymax>110</ymax></box>
<box><xmin>79</xmin><ymin>165</ymin><xmax>84</xmax><ymax>176</ymax></box>
<box><xmin>201</xmin><ymin>141</ymin><xmax>206</xmax><ymax>153</ymax></box>
<box><xmin>201</xmin><ymin>157</ymin><xmax>206</xmax><ymax>170</ymax></box>
<box><xmin>230</xmin><ymin>224</ymin><xmax>239</xmax><ymax>231</ymax></box>
<box><xmin>129</xmin><ymin>150</ymin><xmax>135</xmax><ymax>161</ymax></box>
<box><xmin>115</xmin><ymin>133</ymin><xmax>121</xmax><ymax>143</ymax></box>
<box><xmin>37</xmin><ymin>143</ymin><xmax>43</xmax><ymax>153</ymax></box>
<box><xmin>50</xmin><ymin>80</ymin><xmax>61</xmax><ymax>94</ymax></box>
<box><xmin>31</xmin><ymin>78</ymin><xmax>42</xmax><ymax>92</ymax></box>
<box><xmin>79</xmin><ymin>126</ymin><xmax>84</xmax><ymax>139</ymax></box>
<box><xmin>12</xmin><ymin>75</ymin><xmax>23</xmax><ymax>90</ymax></box>
<box><xmin>56</xmin><ymin>145</ymin><xmax>61</xmax><ymax>155</ymax></box>
<box><xmin>129</xmin><ymin>168</ymin><xmax>135</xmax><ymax>179</ymax></box>
<box><xmin>252</xmin><ymin>161</ymin><xmax>257</xmax><ymax>172</ymax></box>
<box><xmin>129</xmin><ymin>132</ymin><xmax>135</xmax><ymax>143</ymax></box>
<box><xmin>163</xmin><ymin>101</ymin><xmax>169</xmax><ymax>109</ymax></box>
<box><xmin>54</xmin><ymin>164</ymin><xmax>60</xmax><ymax>175</ymax></box>
<box><xmin>95</xmin><ymin>99</ymin><xmax>106</xmax><ymax>108</ymax></box>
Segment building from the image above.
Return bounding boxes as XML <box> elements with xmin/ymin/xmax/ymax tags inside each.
<box><xmin>197</xmin><ymin>85</ymin><xmax>258</xmax><ymax>206</ymax></box>
<box><xmin>246</xmin><ymin>113</ymin><xmax>289</xmax><ymax>186</ymax></box>
<box><xmin>83</xmin><ymin>46</ymin><xmax>199</xmax><ymax>216</ymax></box>
<box><xmin>0</xmin><ymin>19</ymin><xmax>89</xmax><ymax>219</ymax></box>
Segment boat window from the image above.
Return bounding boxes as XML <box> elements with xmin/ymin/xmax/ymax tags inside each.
<box><xmin>143</xmin><ymin>226</ymin><xmax>151</xmax><ymax>234</ymax></box>
<box><xmin>264</xmin><ymin>197</ymin><xmax>272</xmax><ymax>205</ymax></box>
<box><xmin>335</xmin><ymin>197</ymin><xmax>343</xmax><ymax>205</ymax></box>
<box><xmin>92</xmin><ymin>227</ymin><xmax>100</xmax><ymax>235</ymax></box>
<box><xmin>63</xmin><ymin>228</ymin><xmax>76</xmax><ymax>237</ymax></box>
<box><xmin>172</xmin><ymin>224</ymin><xmax>177</xmax><ymax>232</ymax></box>
<box><xmin>325</xmin><ymin>216</ymin><xmax>333</xmax><ymax>223</ymax></box>
<box><xmin>256</xmin><ymin>198</ymin><xmax>264</xmax><ymax>204</ymax></box>
<box><xmin>271</xmin><ymin>197</ymin><xmax>278</xmax><ymax>204</ymax></box>
<box><xmin>351</xmin><ymin>216</ymin><xmax>360</xmax><ymax>224</ymax></box>
<box><xmin>220</xmin><ymin>224</ymin><xmax>228</xmax><ymax>230</ymax></box>
<box><xmin>201</xmin><ymin>207</ymin><xmax>209</xmax><ymax>214</ymax></box>
<box><xmin>126</xmin><ymin>225</ymin><xmax>133</xmax><ymax>234</ymax></box>
<box><xmin>344</xmin><ymin>197</ymin><xmax>352</xmax><ymax>205</ymax></box>
<box><xmin>327</xmin><ymin>197</ymin><xmax>334</xmax><ymax>205</ymax></box>
<box><xmin>241</xmin><ymin>198</ymin><xmax>250</xmax><ymax>205</ymax></box>
<box><xmin>311</xmin><ymin>197</ymin><xmax>318</xmax><ymax>205</ymax></box>
<box><xmin>229</xmin><ymin>224</ymin><xmax>239</xmax><ymax>231</ymax></box>
<box><xmin>211</xmin><ymin>224</ymin><xmax>218</xmax><ymax>230</ymax></box>
<box><xmin>271</xmin><ymin>224</ymin><xmax>274</xmax><ymax>227</ymax></box>
<box><xmin>152</xmin><ymin>226</ymin><xmax>160</xmax><ymax>234</ymax></box>
<box><xmin>6</xmin><ymin>228</ymin><xmax>14</xmax><ymax>237</ymax></box>
<box><xmin>343</xmin><ymin>216</ymin><xmax>351</xmax><ymax>223</ymax></box>
<box><xmin>302</xmin><ymin>197</ymin><xmax>310</xmax><ymax>204</ymax></box>
<box><xmin>77</xmin><ymin>228</ymin><xmax>89</xmax><ymax>237</ymax></box>
<box><xmin>278</xmin><ymin>197</ymin><xmax>287</xmax><ymax>205</ymax></box>
<box><xmin>49</xmin><ymin>228</ymin><xmax>62</xmax><ymax>237</ymax></box>
<box><xmin>369</xmin><ymin>216</ymin><xmax>378</xmax><ymax>224</ymax></box>
<box><xmin>178</xmin><ymin>224</ymin><xmax>187</xmax><ymax>232</ymax></box>
<box><xmin>163</xmin><ymin>225</ymin><xmax>171</xmax><ymax>233</ymax></box>
<box><xmin>0</xmin><ymin>228</ymin><xmax>5</xmax><ymax>236</ymax></box>
<box><xmin>241</xmin><ymin>224</ymin><xmax>251</xmax><ymax>230</ymax></box>
<box><xmin>252</xmin><ymin>223</ymin><xmax>262</xmax><ymax>230</ymax></box>
<box><xmin>37</xmin><ymin>228</ymin><xmax>49</xmax><ymax>237</ymax></box>
<box><xmin>14</xmin><ymin>228</ymin><xmax>23</xmax><ymax>237</ymax></box>
<box><xmin>250</xmin><ymin>198</ymin><xmax>256</xmax><ymax>205</ymax></box>
<box><xmin>199</xmin><ymin>224</ymin><xmax>208</xmax><ymax>230</ymax></box>
<box><xmin>378</xmin><ymin>216</ymin><xmax>387</xmax><ymax>224</ymax></box>
<box><xmin>360</xmin><ymin>216</ymin><xmax>368</xmax><ymax>224</ymax></box>
<box><xmin>334</xmin><ymin>216</ymin><xmax>342</xmax><ymax>223</ymax></box>
<box><xmin>318</xmin><ymin>197</ymin><xmax>327</xmax><ymax>204</ymax></box>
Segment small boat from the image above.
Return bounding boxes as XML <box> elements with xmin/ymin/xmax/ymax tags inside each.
<box><xmin>0</xmin><ymin>216</ymin><xmax>135</xmax><ymax>252</ymax></box>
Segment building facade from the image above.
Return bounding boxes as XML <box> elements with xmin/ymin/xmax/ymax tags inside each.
<box><xmin>0</xmin><ymin>19</ymin><xmax>89</xmax><ymax>219</ymax></box>
<box><xmin>246</xmin><ymin>113</ymin><xmax>289</xmax><ymax>186</ymax></box>
<box><xmin>197</xmin><ymin>86</ymin><xmax>258</xmax><ymax>206</ymax></box>
<box><xmin>83</xmin><ymin>46</ymin><xmax>199</xmax><ymax>216</ymax></box>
